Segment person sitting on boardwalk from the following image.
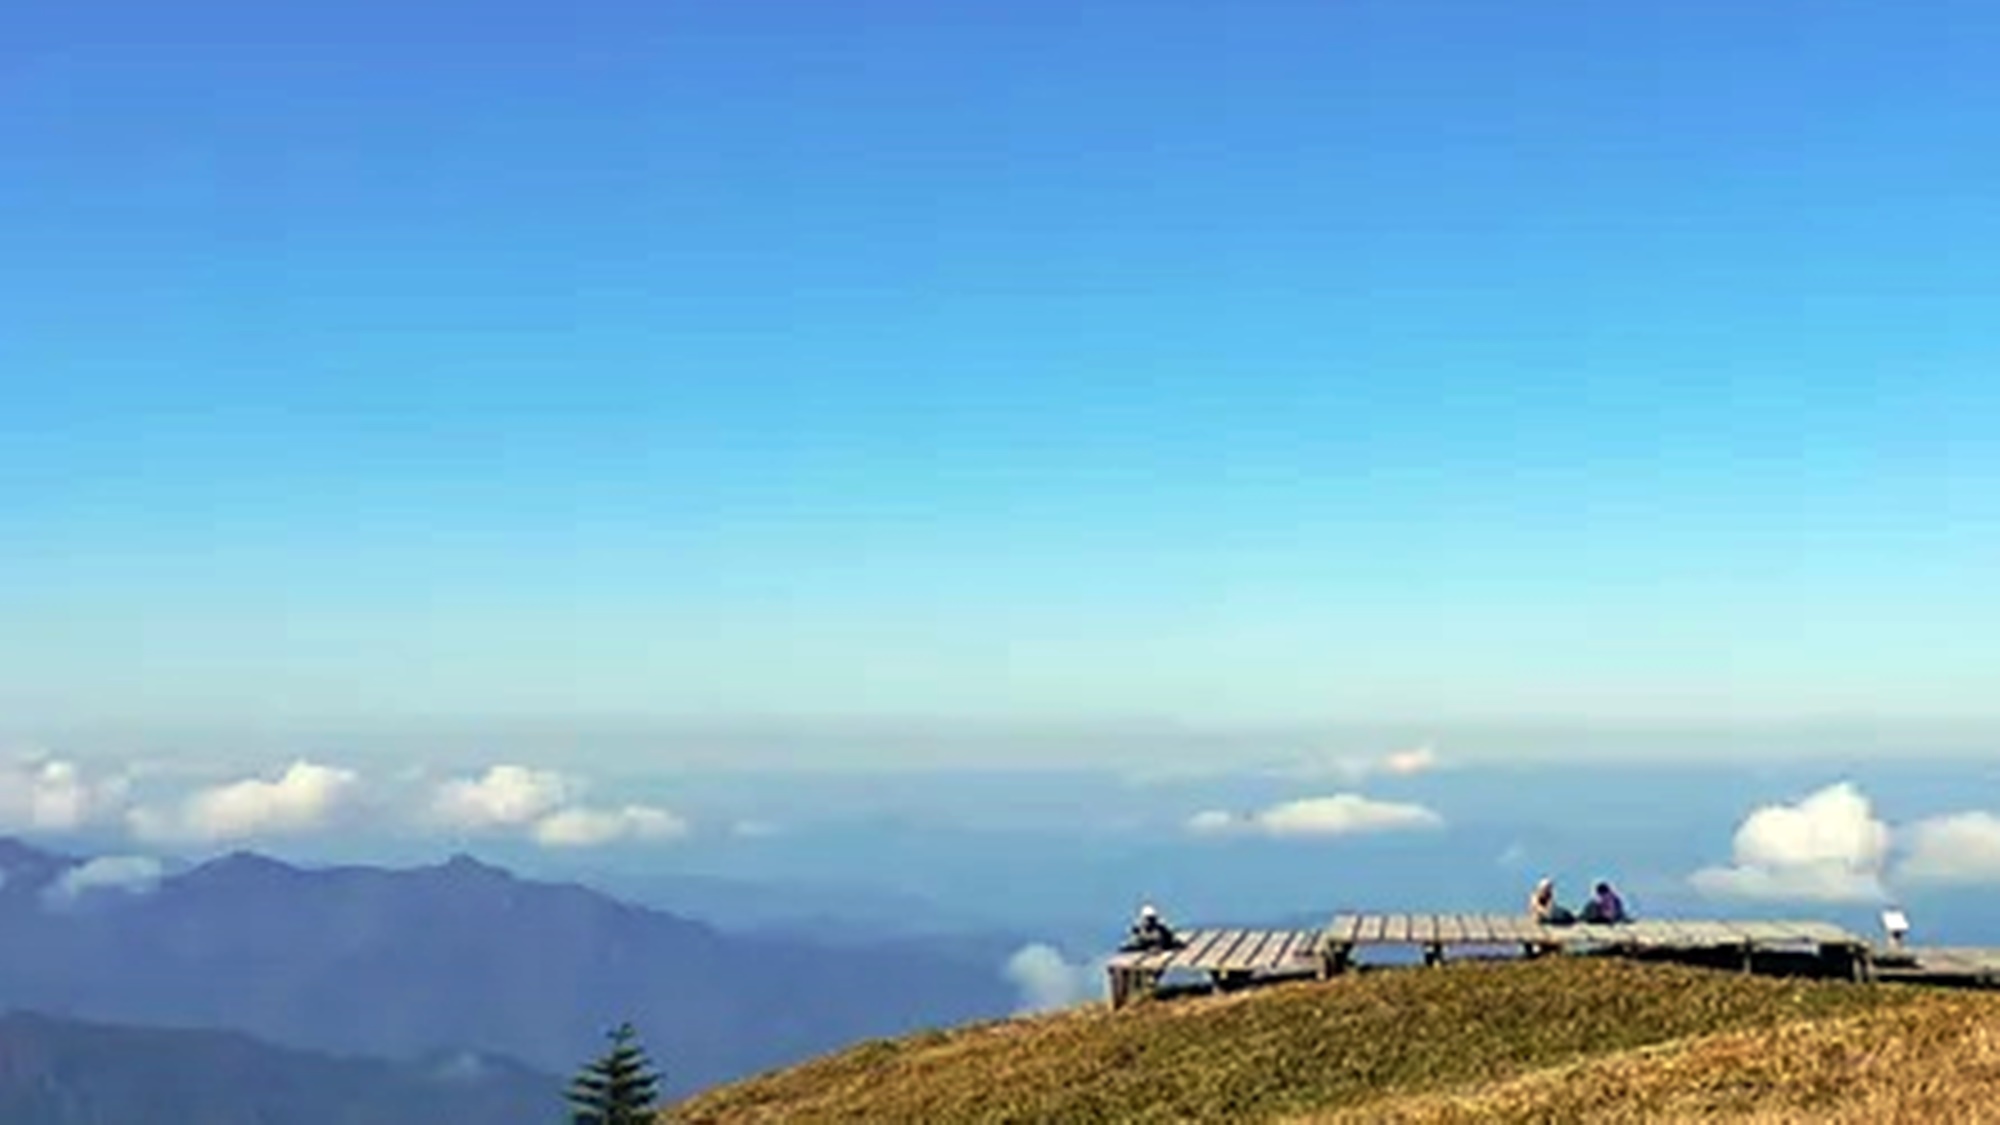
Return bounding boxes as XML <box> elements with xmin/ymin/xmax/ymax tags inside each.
<box><xmin>1120</xmin><ymin>903</ymin><xmax>1182</xmax><ymax>952</ymax></box>
<box><xmin>1579</xmin><ymin>881</ymin><xmax>1629</xmax><ymax>925</ymax></box>
<box><xmin>1529</xmin><ymin>877</ymin><xmax>1576</xmax><ymax>925</ymax></box>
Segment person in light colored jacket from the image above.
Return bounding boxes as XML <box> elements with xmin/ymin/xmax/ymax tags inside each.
<box><xmin>1529</xmin><ymin>877</ymin><xmax>1576</xmax><ymax>925</ymax></box>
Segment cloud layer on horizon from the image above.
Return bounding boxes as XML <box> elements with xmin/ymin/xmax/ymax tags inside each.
<box><xmin>1188</xmin><ymin>793</ymin><xmax>1444</xmax><ymax>839</ymax></box>
<box><xmin>1</xmin><ymin>753</ymin><xmax>695</xmax><ymax>853</ymax></box>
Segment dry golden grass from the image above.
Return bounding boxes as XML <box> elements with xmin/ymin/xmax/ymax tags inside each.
<box><xmin>661</xmin><ymin>958</ymin><xmax>1961</xmax><ymax>1125</ymax></box>
<box><xmin>1297</xmin><ymin>990</ymin><xmax>2000</xmax><ymax>1125</ymax></box>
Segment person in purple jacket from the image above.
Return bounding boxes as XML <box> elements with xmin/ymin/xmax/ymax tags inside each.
<box><xmin>1579</xmin><ymin>881</ymin><xmax>1628</xmax><ymax>925</ymax></box>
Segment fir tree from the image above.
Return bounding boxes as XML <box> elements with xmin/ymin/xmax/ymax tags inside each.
<box><xmin>566</xmin><ymin>1022</ymin><xmax>663</xmax><ymax>1124</ymax></box>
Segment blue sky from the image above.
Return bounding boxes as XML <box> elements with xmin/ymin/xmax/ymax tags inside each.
<box><xmin>5</xmin><ymin>0</ymin><xmax>1997</xmax><ymax>739</ymax></box>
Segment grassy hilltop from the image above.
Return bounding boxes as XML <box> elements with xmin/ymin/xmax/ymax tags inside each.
<box><xmin>664</xmin><ymin>958</ymin><xmax>2000</xmax><ymax>1124</ymax></box>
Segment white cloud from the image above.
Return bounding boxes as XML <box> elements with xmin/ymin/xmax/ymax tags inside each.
<box><xmin>1690</xmin><ymin>782</ymin><xmax>1891</xmax><ymax>903</ymax></box>
<box><xmin>730</xmin><ymin>819</ymin><xmax>780</xmax><ymax>839</ymax></box>
<box><xmin>0</xmin><ymin>757</ymin><xmax>129</xmax><ymax>833</ymax></box>
<box><xmin>530</xmin><ymin>805</ymin><xmax>689</xmax><ymax>848</ymax></box>
<box><xmin>428</xmin><ymin>764</ymin><xmax>690</xmax><ymax>849</ymax></box>
<box><xmin>43</xmin><ymin>854</ymin><xmax>164</xmax><ymax>907</ymax></box>
<box><xmin>1380</xmin><ymin>745</ymin><xmax>1440</xmax><ymax>777</ymax></box>
<box><xmin>129</xmin><ymin>760</ymin><xmax>359</xmax><ymax>844</ymax></box>
<box><xmin>1186</xmin><ymin>809</ymin><xmax>1238</xmax><ymax>835</ymax></box>
<box><xmin>1188</xmin><ymin>793</ymin><xmax>1444</xmax><ymax>839</ymax></box>
<box><xmin>430</xmin><ymin>765</ymin><xmax>570</xmax><ymax>830</ymax></box>
<box><xmin>1273</xmin><ymin>744</ymin><xmax>1443</xmax><ymax>783</ymax></box>
<box><xmin>1897</xmin><ymin>812</ymin><xmax>2000</xmax><ymax>886</ymax></box>
<box><xmin>1256</xmin><ymin>794</ymin><xmax>1444</xmax><ymax>837</ymax></box>
<box><xmin>1003</xmin><ymin>943</ymin><xmax>1103</xmax><ymax>1014</ymax></box>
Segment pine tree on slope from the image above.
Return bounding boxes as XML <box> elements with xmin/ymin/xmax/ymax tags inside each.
<box><xmin>566</xmin><ymin>1022</ymin><xmax>663</xmax><ymax>1125</ymax></box>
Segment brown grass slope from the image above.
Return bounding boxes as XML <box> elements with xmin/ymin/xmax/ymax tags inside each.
<box><xmin>663</xmin><ymin>958</ymin><xmax>2000</xmax><ymax>1124</ymax></box>
<box><xmin>1300</xmin><ymin>992</ymin><xmax>2000</xmax><ymax>1124</ymax></box>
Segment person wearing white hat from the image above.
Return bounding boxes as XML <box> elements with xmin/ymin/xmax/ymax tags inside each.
<box><xmin>1122</xmin><ymin>901</ymin><xmax>1181</xmax><ymax>952</ymax></box>
<box><xmin>1529</xmin><ymin>877</ymin><xmax>1575</xmax><ymax>926</ymax></box>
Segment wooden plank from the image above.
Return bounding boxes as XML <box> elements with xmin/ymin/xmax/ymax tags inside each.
<box><xmin>1797</xmin><ymin>921</ymin><xmax>1864</xmax><ymax>946</ymax></box>
<box><xmin>1484</xmin><ymin>914</ymin><xmax>1526</xmax><ymax>944</ymax></box>
<box><xmin>1264</xmin><ymin>930</ymin><xmax>1303</xmax><ymax>967</ymax></box>
<box><xmin>1460</xmin><ymin>913</ymin><xmax>1495</xmax><ymax>945</ymax></box>
<box><xmin>1660</xmin><ymin>922</ymin><xmax>1706</xmax><ymax>947</ymax></box>
<box><xmin>1938</xmin><ymin>949</ymin><xmax>2000</xmax><ymax>974</ymax></box>
<box><xmin>1166</xmin><ymin>930</ymin><xmax>1229</xmax><ymax>970</ymax></box>
<box><xmin>1359</xmin><ymin>915</ymin><xmax>1388</xmax><ymax>943</ymax></box>
<box><xmin>1213</xmin><ymin>931</ymin><xmax>1257</xmax><ymax>972</ymax></box>
<box><xmin>1230</xmin><ymin>931</ymin><xmax>1283</xmax><ymax>972</ymax></box>
<box><xmin>1258</xmin><ymin>929</ymin><xmax>1297</xmax><ymax>966</ymax></box>
<box><xmin>1200</xmin><ymin>928</ymin><xmax>1248</xmax><ymax>964</ymax></box>
<box><xmin>1674</xmin><ymin>921</ymin><xmax>1728</xmax><ymax>947</ymax></box>
<box><xmin>1620</xmin><ymin>922</ymin><xmax>1671</xmax><ymax>948</ymax></box>
<box><xmin>1652</xmin><ymin>921</ymin><xmax>1701</xmax><ymax>947</ymax></box>
<box><xmin>1299</xmin><ymin>928</ymin><xmax>1332</xmax><ymax>961</ymax></box>
<box><xmin>1678</xmin><ymin>921</ymin><xmax>1725</xmax><ymax>946</ymax></box>
<box><xmin>1413</xmin><ymin>915</ymin><xmax>1440</xmax><ymax>945</ymax></box>
<box><xmin>1438</xmin><ymin>914</ymin><xmax>1468</xmax><ymax>943</ymax></box>
<box><xmin>1386</xmin><ymin>914</ymin><xmax>1414</xmax><ymax>943</ymax></box>
<box><xmin>1195</xmin><ymin>929</ymin><xmax>1244</xmax><ymax>966</ymax></box>
<box><xmin>1875</xmin><ymin>949</ymin><xmax>1988</xmax><ymax>981</ymax></box>
<box><xmin>1277</xmin><ymin>930</ymin><xmax>1317</xmax><ymax>965</ymax></box>
<box><xmin>1328</xmin><ymin>904</ymin><xmax>1360</xmax><ymax>940</ymax></box>
<box><xmin>1326</xmin><ymin>914</ymin><xmax>1363</xmax><ymax>944</ymax></box>
<box><xmin>1723</xmin><ymin>922</ymin><xmax>1769</xmax><ymax>947</ymax></box>
<box><xmin>1737</xmin><ymin>922</ymin><xmax>1801</xmax><ymax>946</ymax></box>
<box><xmin>1741</xmin><ymin>921</ymin><xmax>1793</xmax><ymax>944</ymax></box>
<box><xmin>1515</xmin><ymin>917</ymin><xmax>1557</xmax><ymax>944</ymax></box>
<box><xmin>1217</xmin><ymin>929</ymin><xmax>1261</xmax><ymax>968</ymax></box>
<box><xmin>1256</xmin><ymin>928</ymin><xmax>1304</xmax><ymax>964</ymax></box>
<box><xmin>1166</xmin><ymin>930</ymin><xmax>1246</xmax><ymax>970</ymax></box>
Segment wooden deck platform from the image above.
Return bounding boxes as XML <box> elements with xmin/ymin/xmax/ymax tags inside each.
<box><xmin>1873</xmin><ymin>947</ymin><xmax>2000</xmax><ymax>986</ymax></box>
<box><xmin>1106</xmin><ymin>912</ymin><xmax>1874</xmax><ymax>1008</ymax></box>
<box><xmin>1322</xmin><ymin>913</ymin><xmax>1866</xmax><ymax>965</ymax></box>
<box><xmin>1105</xmin><ymin>929</ymin><xmax>1321</xmax><ymax>1008</ymax></box>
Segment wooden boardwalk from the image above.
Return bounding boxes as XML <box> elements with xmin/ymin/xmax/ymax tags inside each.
<box><xmin>1105</xmin><ymin>929</ymin><xmax>1321</xmax><ymax>1008</ymax></box>
<box><xmin>1106</xmin><ymin>912</ymin><xmax>1874</xmax><ymax>1008</ymax></box>
<box><xmin>1322</xmin><ymin>913</ymin><xmax>1865</xmax><ymax>968</ymax></box>
<box><xmin>1874</xmin><ymin>947</ymin><xmax>2000</xmax><ymax>986</ymax></box>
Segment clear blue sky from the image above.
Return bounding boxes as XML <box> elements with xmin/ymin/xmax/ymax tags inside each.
<box><xmin>5</xmin><ymin>0</ymin><xmax>1996</xmax><ymax>733</ymax></box>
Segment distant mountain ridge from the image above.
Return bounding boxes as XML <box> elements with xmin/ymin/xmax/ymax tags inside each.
<box><xmin>0</xmin><ymin>1008</ymin><xmax>555</xmax><ymax>1125</ymax></box>
<box><xmin>0</xmin><ymin>837</ymin><xmax>1016</xmax><ymax>1093</ymax></box>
